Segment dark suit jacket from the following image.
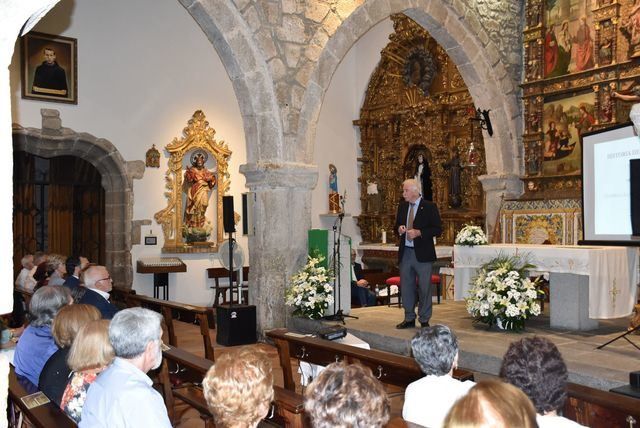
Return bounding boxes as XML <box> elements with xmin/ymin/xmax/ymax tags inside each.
<box><xmin>38</xmin><ymin>347</ymin><xmax>70</xmax><ymax>407</ymax></box>
<box><xmin>395</xmin><ymin>199</ymin><xmax>442</xmax><ymax>263</ymax></box>
<box><xmin>63</xmin><ymin>275</ymin><xmax>80</xmax><ymax>289</ymax></box>
<box><xmin>79</xmin><ymin>288</ymin><xmax>119</xmax><ymax>320</ymax></box>
<box><xmin>353</xmin><ymin>262</ymin><xmax>364</xmax><ymax>283</ymax></box>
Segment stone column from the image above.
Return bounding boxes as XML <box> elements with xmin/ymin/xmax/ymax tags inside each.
<box><xmin>478</xmin><ymin>174</ymin><xmax>522</xmax><ymax>242</ymax></box>
<box><xmin>240</xmin><ymin>161</ymin><xmax>318</xmax><ymax>334</ymax></box>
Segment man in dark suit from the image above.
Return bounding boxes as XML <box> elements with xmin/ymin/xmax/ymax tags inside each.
<box><xmin>350</xmin><ymin>249</ymin><xmax>376</xmax><ymax>307</ymax></box>
<box><xmin>79</xmin><ymin>265</ymin><xmax>119</xmax><ymax>319</ymax></box>
<box><xmin>63</xmin><ymin>256</ymin><xmax>82</xmax><ymax>289</ymax></box>
<box><xmin>395</xmin><ymin>179</ymin><xmax>442</xmax><ymax>329</ymax></box>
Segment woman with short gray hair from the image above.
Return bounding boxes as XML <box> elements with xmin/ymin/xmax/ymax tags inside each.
<box><xmin>403</xmin><ymin>324</ymin><xmax>475</xmax><ymax>428</ymax></box>
<box><xmin>13</xmin><ymin>286</ymin><xmax>72</xmax><ymax>385</ymax></box>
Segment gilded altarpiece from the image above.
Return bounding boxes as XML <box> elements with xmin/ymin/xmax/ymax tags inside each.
<box><xmin>522</xmin><ymin>0</ymin><xmax>640</xmax><ymax>198</ymax></box>
<box><xmin>355</xmin><ymin>15</ymin><xmax>486</xmax><ymax>246</ymax></box>
<box><xmin>499</xmin><ymin>0</ymin><xmax>640</xmax><ymax>245</ymax></box>
<box><xmin>155</xmin><ymin>110</ymin><xmax>231</xmax><ymax>253</ymax></box>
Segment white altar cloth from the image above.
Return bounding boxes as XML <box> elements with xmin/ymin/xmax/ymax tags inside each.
<box><xmin>454</xmin><ymin>244</ymin><xmax>638</xmax><ymax>319</ymax></box>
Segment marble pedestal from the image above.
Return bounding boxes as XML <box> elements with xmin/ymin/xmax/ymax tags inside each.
<box><xmin>549</xmin><ymin>273</ymin><xmax>599</xmax><ymax>331</ymax></box>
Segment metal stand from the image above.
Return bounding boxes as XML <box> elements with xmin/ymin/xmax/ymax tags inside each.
<box><xmin>323</xmin><ymin>211</ymin><xmax>357</xmax><ymax>324</ymax></box>
<box><xmin>596</xmin><ymin>324</ymin><xmax>640</xmax><ymax>351</ymax></box>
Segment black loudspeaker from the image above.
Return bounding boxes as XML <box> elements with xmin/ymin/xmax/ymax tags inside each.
<box><xmin>223</xmin><ymin>195</ymin><xmax>235</xmax><ymax>233</ymax></box>
<box><xmin>216</xmin><ymin>304</ymin><xmax>257</xmax><ymax>346</ymax></box>
<box><xmin>631</xmin><ymin>159</ymin><xmax>640</xmax><ymax>236</ymax></box>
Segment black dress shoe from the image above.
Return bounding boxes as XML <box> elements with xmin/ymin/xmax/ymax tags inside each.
<box><xmin>396</xmin><ymin>320</ymin><xmax>416</xmax><ymax>329</ymax></box>
<box><xmin>420</xmin><ymin>321</ymin><xmax>430</xmax><ymax>328</ymax></box>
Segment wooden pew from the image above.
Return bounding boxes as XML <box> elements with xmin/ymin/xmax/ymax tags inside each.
<box><xmin>126</xmin><ymin>293</ymin><xmax>215</xmax><ymax>361</ymax></box>
<box><xmin>266</xmin><ymin>328</ymin><xmax>474</xmax><ymax>392</ymax></box>
<box><xmin>564</xmin><ymin>382</ymin><xmax>640</xmax><ymax>428</ymax></box>
<box><xmin>8</xmin><ymin>365</ymin><xmax>76</xmax><ymax>428</ymax></box>
<box><xmin>158</xmin><ymin>345</ymin><xmax>307</xmax><ymax>427</ymax></box>
<box><xmin>14</xmin><ymin>286</ymin><xmax>34</xmax><ymax>309</ymax></box>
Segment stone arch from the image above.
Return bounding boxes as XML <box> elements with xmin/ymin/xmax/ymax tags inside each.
<box><xmin>298</xmin><ymin>0</ymin><xmax>523</xmax><ymax>178</ymax></box>
<box><xmin>12</xmin><ymin>116</ymin><xmax>142</xmax><ymax>289</ymax></box>
<box><xmin>178</xmin><ymin>0</ymin><xmax>284</xmax><ymax>163</ymax></box>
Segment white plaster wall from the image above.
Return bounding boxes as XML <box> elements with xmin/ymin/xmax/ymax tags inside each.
<box><xmin>311</xmin><ymin>18</ymin><xmax>394</xmax><ymax>251</ymax></box>
<box><xmin>9</xmin><ymin>0</ymin><xmax>248</xmax><ymax>306</ymax></box>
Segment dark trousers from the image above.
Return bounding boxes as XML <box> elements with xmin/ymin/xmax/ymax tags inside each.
<box><xmin>351</xmin><ymin>282</ymin><xmax>376</xmax><ymax>307</ymax></box>
<box><xmin>399</xmin><ymin>247</ymin><xmax>433</xmax><ymax>323</ymax></box>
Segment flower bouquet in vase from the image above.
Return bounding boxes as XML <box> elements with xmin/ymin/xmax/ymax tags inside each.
<box><xmin>285</xmin><ymin>254</ymin><xmax>334</xmax><ymax>319</ymax></box>
<box><xmin>465</xmin><ymin>255</ymin><xmax>543</xmax><ymax>331</ymax></box>
<box><xmin>455</xmin><ymin>224</ymin><xmax>488</xmax><ymax>246</ymax></box>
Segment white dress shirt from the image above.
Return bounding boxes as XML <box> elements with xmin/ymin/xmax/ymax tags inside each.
<box><xmin>79</xmin><ymin>357</ymin><xmax>171</xmax><ymax>428</ymax></box>
<box><xmin>403</xmin><ymin>374</ymin><xmax>475</xmax><ymax>428</ymax></box>
<box><xmin>537</xmin><ymin>414</ymin><xmax>586</xmax><ymax>427</ymax></box>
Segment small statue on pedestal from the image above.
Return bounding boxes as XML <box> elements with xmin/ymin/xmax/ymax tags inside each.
<box><xmin>328</xmin><ymin>164</ymin><xmax>340</xmax><ymax>213</ymax></box>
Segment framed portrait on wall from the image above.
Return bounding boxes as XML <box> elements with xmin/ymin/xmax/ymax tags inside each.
<box><xmin>542</xmin><ymin>91</ymin><xmax>596</xmax><ymax>176</ymax></box>
<box><xmin>21</xmin><ymin>32</ymin><xmax>77</xmax><ymax>104</ymax></box>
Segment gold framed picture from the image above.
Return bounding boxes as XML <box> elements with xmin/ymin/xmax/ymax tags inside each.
<box><xmin>21</xmin><ymin>31</ymin><xmax>77</xmax><ymax>104</ymax></box>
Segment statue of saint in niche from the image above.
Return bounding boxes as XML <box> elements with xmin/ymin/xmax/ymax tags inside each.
<box><xmin>414</xmin><ymin>153</ymin><xmax>433</xmax><ymax>201</ymax></box>
<box><xmin>184</xmin><ymin>150</ymin><xmax>216</xmax><ymax>232</ymax></box>
<box><xmin>443</xmin><ymin>151</ymin><xmax>463</xmax><ymax>208</ymax></box>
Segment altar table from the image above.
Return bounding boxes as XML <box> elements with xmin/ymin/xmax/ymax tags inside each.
<box><xmin>454</xmin><ymin>244</ymin><xmax>639</xmax><ymax>330</ymax></box>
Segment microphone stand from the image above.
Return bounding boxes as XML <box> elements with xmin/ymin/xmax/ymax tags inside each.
<box><xmin>323</xmin><ymin>210</ymin><xmax>358</xmax><ymax>324</ymax></box>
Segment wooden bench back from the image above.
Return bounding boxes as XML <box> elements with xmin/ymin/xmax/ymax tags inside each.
<box><xmin>8</xmin><ymin>365</ymin><xmax>76</xmax><ymax>428</ymax></box>
<box><xmin>266</xmin><ymin>328</ymin><xmax>473</xmax><ymax>391</ymax></box>
<box><xmin>126</xmin><ymin>293</ymin><xmax>215</xmax><ymax>361</ymax></box>
<box><xmin>564</xmin><ymin>382</ymin><xmax>640</xmax><ymax>428</ymax></box>
<box><xmin>159</xmin><ymin>346</ymin><xmax>307</xmax><ymax>427</ymax></box>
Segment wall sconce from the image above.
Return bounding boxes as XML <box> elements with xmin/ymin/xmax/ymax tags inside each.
<box><xmin>470</xmin><ymin>108</ymin><xmax>493</xmax><ymax>136</ymax></box>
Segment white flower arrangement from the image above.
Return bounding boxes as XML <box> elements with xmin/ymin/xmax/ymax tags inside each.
<box><xmin>465</xmin><ymin>255</ymin><xmax>543</xmax><ymax>331</ymax></box>
<box><xmin>285</xmin><ymin>254</ymin><xmax>334</xmax><ymax>319</ymax></box>
<box><xmin>455</xmin><ymin>224</ymin><xmax>488</xmax><ymax>246</ymax></box>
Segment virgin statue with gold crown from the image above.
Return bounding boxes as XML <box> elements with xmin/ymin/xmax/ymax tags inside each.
<box><xmin>183</xmin><ymin>150</ymin><xmax>216</xmax><ymax>241</ymax></box>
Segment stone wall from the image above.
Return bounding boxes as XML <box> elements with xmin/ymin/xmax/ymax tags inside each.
<box><xmin>175</xmin><ymin>0</ymin><xmax>526</xmax><ymax>332</ymax></box>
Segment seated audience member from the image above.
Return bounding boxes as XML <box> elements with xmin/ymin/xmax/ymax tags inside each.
<box><xmin>203</xmin><ymin>348</ymin><xmax>274</xmax><ymax>428</ymax></box>
<box><xmin>61</xmin><ymin>319</ymin><xmax>115</xmax><ymax>423</ymax></box>
<box><xmin>444</xmin><ymin>380</ymin><xmax>538</xmax><ymax>428</ymax></box>
<box><xmin>32</xmin><ymin>262</ymin><xmax>50</xmax><ymax>291</ymax></box>
<box><xmin>24</xmin><ymin>251</ymin><xmax>48</xmax><ymax>290</ymax></box>
<box><xmin>63</xmin><ymin>256</ymin><xmax>83</xmax><ymax>289</ymax></box>
<box><xmin>500</xmin><ymin>336</ymin><xmax>585</xmax><ymax>427</ymax></box>
<box><xmin>15</xmin><ymin>254</ymin><xmax>34</xmax><ymax>288</ymax></box>
<box><xmin>350</xmin><ymin>248</ymin><xmax>376</xmax><ymax>307</ymax></box>
<box><xmin>47</xmin><ymin>254</ymin><xmax>67</xmax><ymax>286</ymax></box>
<box><xmin>13</xmin><ymin>286</ymin><xmax>72</xmax><ymax>385</ymax></box>
<box><xmin>39</xmin><ymin>304</ymin><xmax>101</xmax><ymax>406</ymax></box>
<box><xmin>403</xmin><ymin>325</ymin><xmax>475</xmax><ymax>428</ymax></box>
<box><xmin>304</xmin><ymin>362</ymin><xmax>390</xmax><ymax>428</ymax></box>
<box><xmin>79</xmin><ymin>307</ymin><xmax>171</xmax><ymax>428</ymax></box>
<box><xmin>78</xmin><ymin>265</ymin><xmax>119</xmax><ymax>319</ymax></box>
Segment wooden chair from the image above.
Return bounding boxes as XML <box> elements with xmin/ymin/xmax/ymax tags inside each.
<box><xmin>206</xmin><ymin>266</ymin><xmax>249</xmax><ymax>306</ymax></box>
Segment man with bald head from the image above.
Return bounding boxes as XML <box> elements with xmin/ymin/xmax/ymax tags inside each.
<box><xmin>395</xmin><ymin>179</ymin><xmax>442</xmax><ymax>329</ymax></box>
<box><xmin>79</xmin><ymin>265</ymin><xmax>120</xmax><ymax>319</ymax></box>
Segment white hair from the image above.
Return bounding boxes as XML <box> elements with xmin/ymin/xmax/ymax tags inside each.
<box><xmin>109</xmin><ymin>307</ymin><xmax>162</xmax><ymax>359</ymax></box>
<box><xmin>403</xmin><ymin>178</ymin><xmax>420</xmax><ymax>193</ymax></box>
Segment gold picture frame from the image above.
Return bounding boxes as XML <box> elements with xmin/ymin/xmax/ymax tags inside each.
<box><xmin>155</xmin><ymin>110</ymin><xmax>231</xmax><ymax>253</ymax></box>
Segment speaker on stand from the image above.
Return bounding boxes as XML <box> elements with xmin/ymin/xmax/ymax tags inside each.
<box><xmin>216</xmin><ymin>195</ymin><xmax>257</xmax><ymax>346</ymax></box>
